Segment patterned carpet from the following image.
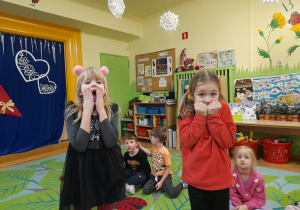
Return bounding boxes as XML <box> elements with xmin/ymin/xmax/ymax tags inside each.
<box><xmin>0</xmin><ymin>147</ymin><xmax>299</xmax><ymax>210</ymax></box>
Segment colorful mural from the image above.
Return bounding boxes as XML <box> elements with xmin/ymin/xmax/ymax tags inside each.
<box><xmin>252</xmin><ymin>73</ymin><xmax>300</xmax><ymax>106</ymax></box>
<box><xmin>257</xmin><ymin>0</ymin><xmax>300</xmax><ymax>66</ymax></box>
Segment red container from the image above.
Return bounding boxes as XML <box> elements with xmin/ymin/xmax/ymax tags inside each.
<box><xmin>137</xmin><ymin>128</ymin><xmax>148</xmax><ymax>137</ymax></box>
<box><xmin>261</xmin><ymin>137</ymin><xmax>293</xmax><ymax>164</ymax></box>
<box><xmin>230</xmin><ymin>140</ymin><xmax>260</xmax><ymax>157</ymax></box>
<box><xmin>126</xmin><ymin>123</ymin><xmax>133</xmax><ymax>129</ymax></box>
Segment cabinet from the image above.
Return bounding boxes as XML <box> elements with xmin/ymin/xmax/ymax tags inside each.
<box><xmin>133</xmin><ymin>102</ymin><xmax>176</xmax><ymax>140</ymax></box>
<box><xmin>120</xmin><ymin>118</ymin><xmax>134</xmax><ymax>138</ymax></box>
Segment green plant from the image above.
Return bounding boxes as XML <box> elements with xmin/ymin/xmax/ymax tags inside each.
<box><xmin>287</xmin><ymin>106</ymin><xmax>297</xmax><ymax>115</ymax></box>
<box><xmin>280</xmin><ymin>105</ymin><xmax>289</xmax><ymax>115</ymax></box>
<box><xmin>270</xmin><ymin>104</ymin><xmax>281</xmax><ymax>114</ymax></box>
<box><xmin>295</xmin><ymin>106</ymin><xmax>300</xmax><ymax>115</ymax></box>
<box><xmin>256</xmin><ymin>101</ymin><xmax>267</xmax><ymax>114</ymax></box>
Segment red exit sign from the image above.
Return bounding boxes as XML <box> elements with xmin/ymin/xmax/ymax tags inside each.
<box><xmin>182</xmin><ymin>32</ymin><xmax>188</xmax><ymax>40</ymax></box>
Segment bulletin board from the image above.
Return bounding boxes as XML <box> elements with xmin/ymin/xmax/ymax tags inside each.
<box><xmin>135</xmin><ymin>48</ymin><xmax>175</xmax><ymax>92</ymax></box>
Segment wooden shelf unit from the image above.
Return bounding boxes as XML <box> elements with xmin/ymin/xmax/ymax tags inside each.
<box><xmin>120</xmin><ymin>118</ymin><xmax>134</xmax><ymax>138</ymax></box>
<box><xmin>235</xmin><ymin>120</ymin><xmax>300</xmax><ymax>136</ymax></box>
<box><xmin>133</xmin><ymin>102</ymin><xmax>176</xmax><ymax>140</ymax></box>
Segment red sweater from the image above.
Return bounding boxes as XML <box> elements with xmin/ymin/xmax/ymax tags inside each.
<box><xmin>178</xmin><ymin>100</ymin><xmax>236</xmax><ymax>190</ymax></box>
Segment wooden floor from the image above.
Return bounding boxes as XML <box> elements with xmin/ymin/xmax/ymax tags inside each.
<box><xmin>0</xmin><ymin>139</ymin><xmax>300</xmax><ymax>173</ymax></box>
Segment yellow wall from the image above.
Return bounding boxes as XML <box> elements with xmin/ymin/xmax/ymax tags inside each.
<box><xmin>129</xmin><ymin>0</ymin><xmax>300</xmax><ymax>82</ymax></box>
<box><xmin>2</xmin><ymin>0</ymin><xmax>299</xmax><ymax>82</ymax></box>
<box><xmin>81</xmin><ymin>32</ymin><xmax>129</xmax><ymax>67</ymax></box>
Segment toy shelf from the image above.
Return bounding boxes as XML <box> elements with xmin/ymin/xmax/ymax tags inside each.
<box><xmin>121</xmin><ymin>118</ymin><xmax>134</xmax><ymax>138</ymax></box>
<box><xmin>133</xmin><ymin>102</ymin><xmax>176</xmax><ymax>141</ymax></box>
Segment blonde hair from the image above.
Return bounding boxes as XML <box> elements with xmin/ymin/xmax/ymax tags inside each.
<box><xmin>232</xmin><ymin>146</ymin><xmax>257</xmax><ymax>168</ymax></box>
<box><xmin>177</xmin><ymin>70</ymin><xmax>225</xmax><ymax>120</ymax></box>
<box><xmin>66</xmin><ymin>66</ymin><xmax>112</xmax><ymax>123</ymax></box>
<box><xmin>150</xmin><ymin>127</ymin><xmax>167</xmax><ymax>143</ymax></box>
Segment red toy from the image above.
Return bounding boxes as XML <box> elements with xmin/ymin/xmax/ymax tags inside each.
<box><xmin>289</xmin><ymin>11</ymin><xmax>300</xmax><ymax>25</ymax></box>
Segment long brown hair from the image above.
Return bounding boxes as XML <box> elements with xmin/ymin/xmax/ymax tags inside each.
<box><xmin>177</xmin><ymin>70</ymin><xmax>225</xmax><ymax>120</ymax></box>
<box><xmin>66</xmin><ymin>66</ymin><xmax>112</xmax><ymax>123</ymax></box>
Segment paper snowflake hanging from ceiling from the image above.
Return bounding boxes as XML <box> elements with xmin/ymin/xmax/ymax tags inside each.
<box><xmin>108</xmin><ymin>0</ymin><xmax>125</xmax><ymax>18</ymax></box>
<box><xmin>159</xmin><ymin>10</ymin><xmax>179</xmax><ymax>32</ymax></box>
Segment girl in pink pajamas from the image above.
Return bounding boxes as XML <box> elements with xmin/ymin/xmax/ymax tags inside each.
<box><xmin>230</xmin><ymin>146</ymin><xmax>272</xmax><ymax>210</ymax></box>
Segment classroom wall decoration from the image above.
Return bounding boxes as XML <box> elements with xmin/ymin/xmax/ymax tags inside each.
<box><xmin>229</xmin><ymin>102</ymin><xmax>257</xmax><ymax>120</ymax></box>
<box><xmin>196</xmin><ymin>51</ymin><xmax>218</xmax><ymax>69</ymax></box>
<box><xmin>135</xmin><ymin>48</ymin><xmax>175</xmax><ymax>92</ymax></box>
<box><xmin>0</xmin><ymin>32</ymin><xmax>66</xmax><ymax>155</ymax></box>
<box><xmin>218</xmin><ymin>49</ymin><xmax>235</xmax><ymax>67</ymax></box>
<box><xmin>252</xmin><ymin>73</ymin><xmax>300</xmax><ymax>106</ymax></box>
<box><xmin>234</xmin><ymin>79</ymin><xmax>254</xmax><ymax>103</ymax></box>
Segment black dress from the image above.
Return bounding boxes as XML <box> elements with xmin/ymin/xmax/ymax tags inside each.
<box><xmin>59</xmin><ymin>104</ymin><xmax>126</xmax><ymax>210</ymax></box>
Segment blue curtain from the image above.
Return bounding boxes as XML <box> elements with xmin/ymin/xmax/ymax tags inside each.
<box><xmin>0</xmin><ymin>33</ymin><xmax>66</xmax><ymax>155</ymax></box>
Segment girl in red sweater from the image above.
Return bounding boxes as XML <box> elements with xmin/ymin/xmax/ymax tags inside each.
<box><xmin>177</xmin><ymin>70</ymin><xmax>236</xmax><ymax>210</ymax></box>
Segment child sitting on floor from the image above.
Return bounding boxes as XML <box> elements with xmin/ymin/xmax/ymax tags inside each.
<box><xmin>123</xmin><ymin>133</ymin><xmax>151</xmax><ymax>195</ymax></box>
<box><xmin>230</xmin><ymin>146</ymin><xmax>272</xmax><ymax>210</ymax></box>
<box><xmin>137</xmin><ymin>127</ymin><xmax>187</xmax><ymax>199</ymax></box>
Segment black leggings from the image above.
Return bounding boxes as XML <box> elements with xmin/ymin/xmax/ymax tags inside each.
<box><xmin>188</xmin><ymin>185</ymin><xmax>229</xmax><ymax>210</ymax></box>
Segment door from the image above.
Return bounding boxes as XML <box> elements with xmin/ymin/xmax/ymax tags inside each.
<box><xmin>100</xmin><ymin>53</ymin><xmax>130</xmax><ymax>125</ymax></box>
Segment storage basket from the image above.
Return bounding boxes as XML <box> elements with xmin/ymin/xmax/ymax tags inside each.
<box><xmin>138</xmin><ymin>118</ymin><xmax>150</xmax><ymax>125</ymax></box>
<box><xmin>261</xmin><ymin>137</ymin><xmax>293</xmax><ymax>164</ymax></box>
<box><xmin>230</xmin><ymin>140</ymin><xmax>260</xmax><ymax>157</ymax></box>
<box><xmin>159</xmin><ymin>107</ymin><xmax>166</xmax><ymax>114</ymax></box>
<box><xmin>126</xmin><ymin>123</ymin><xmax>133</xmax><ymax>129</ymax></box>
<box><xmin>146</xmin><ymin>107</ymin><xmax>160</xmax><ymax>114</ymax></box>
<box><xmin>137</xmin><ymin>128</ymin><xmax>148</xmax><ymax>137</ymax></box>
<box><xmin>137</xmin><ymin>107</ymin><xmax>147</xmax><ymax>114</ymax></box>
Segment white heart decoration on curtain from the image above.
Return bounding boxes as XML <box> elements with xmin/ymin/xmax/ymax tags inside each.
<box><xmin>38</xmin><ymin>75</ymin><xmax>57</xmax><ymax>94</ymax></box>
<box><xmin>15</xmin><ymin>50</ymin><xmax>49</xmax><ymax>82</ymax></box>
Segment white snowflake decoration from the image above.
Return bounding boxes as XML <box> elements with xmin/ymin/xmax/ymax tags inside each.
<box><xmin>159</xmin><ymin>10</ymin><xmax>179</xmax><ymax>32</ymax></box>
<box><xmin>108</xmin><ymin>0</ymin><xmax>125</xmax><ymax>18</ymax></box>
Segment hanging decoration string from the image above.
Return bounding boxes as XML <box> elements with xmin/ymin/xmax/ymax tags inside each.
<box><xmin>10</xmin><ymin>35</ymin><xmax>15</xmax><ymax>56</ymax></box>
<box><xmin>34</xmin><ymin>38</ymin><xmax>38</xmax><ymax>51</ymax></box>
<box><xmin>52</xmin><ymin>42</ymin><xmax>56</xmax><ymax>63</ymax></box>
<box><xmin>0</xmin><ymin>33</ymin><xmax>4</xmax><ymax>55</ymax></box>
<box><xmin>108</xmin><ymin>0</ymin><xmax>125</xmax><ymax>18</ymax></box>
<box><xmin>19</xmin><ymin>37</ymin><xmax>23</xmax><ymax>50</ymax></box>
<box><xmin>31</xmin><ymin>38</ymin><xmax>34</xmax><ymax>52</ymax></box>
<box><xmin>40</xmin><ymin>40</ymin><xmax>43</xmax><ymax>59</ymax></box>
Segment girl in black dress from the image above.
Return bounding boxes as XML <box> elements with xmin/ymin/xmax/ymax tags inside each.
<box><xmin>59</xmin><ymin>66</ymin><xmax>126</xmax><ymax>210</ymax></box>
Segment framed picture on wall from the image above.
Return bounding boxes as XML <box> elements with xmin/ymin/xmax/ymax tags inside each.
<box><xmin>218</xmin><ymin>49</ymin><xmax>235</xmax><ymax>67</ymax></box>
<box><xmin>196</xmin><ymin>51</ymin><xmax>218</xmax><ymax>69</ymax></box>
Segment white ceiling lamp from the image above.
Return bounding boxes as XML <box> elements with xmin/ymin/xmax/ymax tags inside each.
<box><xmin>108</xmin><ymin>0</ymin><xmax>125</xmax><ymax>18</ymax></box>
<box><xmin>159</xmin><ymin>10</ymin><xmax>179</xmax><ymax>32</ymax></box>
<box><xmin>262</xmin><ymin>0</ymin><xmax>279</xmax><ymax>3</ymax></box>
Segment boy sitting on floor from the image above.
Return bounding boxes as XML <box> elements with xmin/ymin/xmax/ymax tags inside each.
<box><xmin>124</xmin><ymin>133</ymin><xmax>151</xmax><ymax>194</ymax></box>
<box><xmin>137</xmin><ymin>127</ymin><xmax>187</xmax><ymax>199</ymax></box>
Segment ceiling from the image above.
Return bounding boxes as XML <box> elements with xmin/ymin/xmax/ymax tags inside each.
<box><xmin>72</xmin><ymin>0</ymin><xmax>191</xmax><ymax>19</ymax></box>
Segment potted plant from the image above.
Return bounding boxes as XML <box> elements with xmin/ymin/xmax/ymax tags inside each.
<box><xmin>294</xmin><ymin>105</ymin><xmax>300</xmax><ymax>122</ymax></box>
<box><xmin>255</xmin><ymin>101</ymin><xmax>266</xmax><ymax>120</ymax></box>
<box><xmin>286</xmin><ymin>106</ymin><xmax>293</xmax><ymax>121</ymax></box>
<box><xmin>270</xmin><ymin>104</ymin><xmax>281</xmax><ymax>121</ymax></box>
<box><xmin>279</xmin><ymin>104</ymin><xmax>289</xmax><ymax>121</ymax></box>
<box><xmin>264</xmin><ymin>106</ymin><xmax>271</xmax><ymax>120</ymax></box>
